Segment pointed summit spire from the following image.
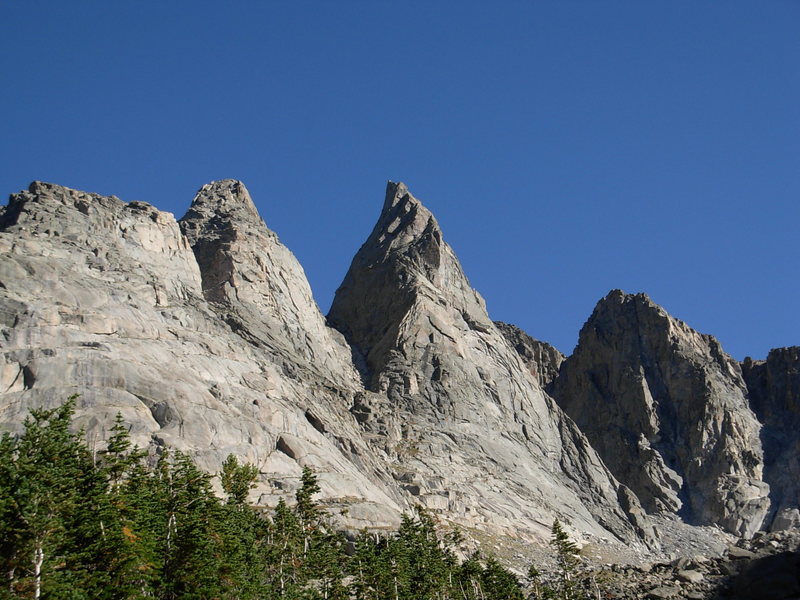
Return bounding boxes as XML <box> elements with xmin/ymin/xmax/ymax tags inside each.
<box><xmin>328</xmin><ymin>182</ymin><xmax>484</xmax><ymax>383</ymax></box>
<box><xmin>179</xmin><ymin>181</ymin><xmax>359</xmax><ymax>385</ymax></box>
<box><xmin>328</xmin><ymin>183</ymin><xmax>654</xmax><ymax>546</ymax></box>
<box><xmin>180</xmin><ymin>179</ymin><xmax>263</xmax><ymax>238</ymax></box>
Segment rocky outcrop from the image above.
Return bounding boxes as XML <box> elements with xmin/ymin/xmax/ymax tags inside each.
<box><xmin>742</xmin><ymin>347</ymin><xmax>800</xmax><ymax>530</ymax></box>
<box><xmin>0</xmin><ymin>179</ymin><xmax>658</xmax><ymax>552</ymax></box>
<box><xmin>495</xmin><ymin>321</ymin><xmax>565</xmax><ymax>388</ymax></box>
<box><xmin>0</xmin><ymin>181</ymin><xmax>403</xmax><ymax>531</ymax></box>
<box><xmin>550</xmin><ymin>290</ymin><xmax>769</xmax><ymax>536</ymax></box>
<box><xmin>328</xmin><ymin>182</ymin><xmax>654</xmax><ymax>546</ymax></box>
<box><xmin>3</xmin><ymin>178</ymin><xmax>793</xmax><ymax>556</ymax></box>
<box><xmin>593</xmin><ymin>529</ymin><xmax>800</xmax><ymax>600</ymax></box>
<box><xmin>178</xmin><ymin>180</ymin><xmax>359</xmax><ymax>387</ymax></box>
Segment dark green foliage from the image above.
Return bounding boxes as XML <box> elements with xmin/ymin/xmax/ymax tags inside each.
<box><xmin>525</xmin><ymin>519</ymin><xmax>597</xmax><ymax>600</ymax></box>
<box><xmin>481</xmin><ymin>556</ymin><xmax>524</xmax><ymax>600</ymax></box>
<box><xmin>220</xmin><ymin>454</ymin><xmax>258</xmax><ymax>507</ymax></box>
<box><xmin>549</xmin><ymin>519</ymin><xmax>583</xmax><ymax>600</ymax></box>
<box><xmin>0</xmin><ymin>401</ymin><xmax>534</xmax><ymax>600</ymax></box>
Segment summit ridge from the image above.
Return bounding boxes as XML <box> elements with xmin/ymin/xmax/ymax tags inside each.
<box><xmin>0</xmin><ymin>178</ymin><xmax>797</xmax><ymax>561</ymax></box>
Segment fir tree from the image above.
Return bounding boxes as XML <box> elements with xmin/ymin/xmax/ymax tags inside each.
<box><xmin>549</xmin><ymin>519</ymin><xmax>583</xmax><ymax>600</ymax></box>
<box><xmin>480</xmin><ymin>556</ymin><xmax>524</xmax><ymax>600</ymax></box>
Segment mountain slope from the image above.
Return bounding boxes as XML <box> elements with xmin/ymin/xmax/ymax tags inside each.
<box><xmin>742</xmin><ymin>347</ymin><xmax>800</xmax><ymax>530</ymax></box>
<box><xmin>550</xmin><ymin>290</ymin><xmax>769</xmax><ymax>536</ymax></box>
<box><xmin>0</xmin><ymin>181</ymin><xmax>402</xmax><ymax>530</ymax></box>
<box><xmin>328</xmin><ymin>182</ymin><xmax>653</xmax><ymax>545</ymax></box>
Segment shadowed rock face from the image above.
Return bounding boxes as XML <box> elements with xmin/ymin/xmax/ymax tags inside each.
<box><xmin>494</xmin><ymin>321</ymin><xmax>565</xmax><ymax>388</ymax></box>
<box><xmin>328</xmin><ymin>182</ymin><xmax>653</xmax><ymax>546</ymax></box>
<box><xmin>742</xmin><ymin>347</ymin><xmax>800</xmax><ymax>530</ymax></box>
<box><xmin>551</xmin><ymin>290</ymin><xmax>769</xmax><ymax>536</ymax></box>
<box><xmin>178</xmin><ymin>179</ymin><xmax>359</xmax><ymax>387</ymax></box>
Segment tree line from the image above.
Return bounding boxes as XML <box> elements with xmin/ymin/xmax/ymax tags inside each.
<box><xmin>0</xmin><ymin>398</ymin><xmax>594</xmax><ymax>599</ymax></box>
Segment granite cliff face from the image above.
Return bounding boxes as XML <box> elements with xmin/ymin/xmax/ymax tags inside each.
<box><xmin>495</xmin><ymin>321</ymin><xmax>565</xmax><ymax>388</ymax></box>
<box><xmin>327</xmin><ymin>183</ymin><xmax>652</xmax><ymax>544</ymax></box>
<box><xmin>178</xmin><ymin>180</ymin><xmax>359</xmax><ymax>386</ymax></box>
<box><xmin>0</xmin><ymin>179</ymin><xmax>794</xmax><ymax>555</ymax></box>
<box><xmin>742</xmin><ymin>348</ymin><xmax>800</xmax><ymax>530</ymax></box>
<box><xmin>0</xmin><ymin>181</ymin><xmax>402</xmax><ymax>531</ymax></box>
<box><xmin>0</xmin><ymin>180</ymin><xmax>652</xmax><ymax>551</ymax></box>
<box><xmin>550</xmin><ymin>290</ymin><xmax>770</xmax><ymax>536</ymax></box>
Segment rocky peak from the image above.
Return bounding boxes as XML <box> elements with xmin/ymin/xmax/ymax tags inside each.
<box><xmin>179</xmin><ymin>181</ymin><xmax>358</xmax><ymax>386</ymax></box>
<box><xmin>374</xmin><ymin>181</ymin><xmax>443</xmax><ymax>265</ymax></box>
<box><xmin>179</xmin><ymin>179</ymin><xmax>264</xmax><ymax>241</ymax></box>
<box><xmin>0</xmin><ymin>180</ymin><xmax>402</xmax><ymax>533</ymax></box>
<box><xmin>1</xmin><ymin>181</ymin><xmax>202</xmax><ymax>299</ymax></box>
<box><xmin>330</xmin><ymin>184</ymin><xmax>654</xmax><ymax>548</ymax></box>
<box><xmin>743</xmin><ymin>347</ymin><xmax>800</xmax><ymax>423</ymax></box>
<box><xmin>551</xmin><ymin>290</ymin><xmax>770</xmax><ymax>536</ymax></box>
<box><xmin>742</xmin><ymin>347</ymin><xmax>800</xmax><ymax>530</ymax></box>
<box><xmin>329</xmin><ymin>182</ymin><xmax>490</xmax><ymax>386</ymax></box>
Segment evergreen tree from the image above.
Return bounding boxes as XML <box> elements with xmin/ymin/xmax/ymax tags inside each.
<box><xmin>549</xmin><ymin>519</ymin><xmax>583</xmax><ymax>600</ymax></box>
<box><xmin>0</xmin><ymin>398</ymin><xmax>104</xmax><ymax>598</ymax></box>
<box><xmin>220</xmin><ymin>455</ymin><xmax>258</xmax><ymax>507</ymax></box>
<box><xmin>266</xmin><ymin>497</ymin><xmax>303</xmax><ymax>598</ymax></box>
<box><xmin>217</xmin><ymin>455</ymin><xmax>263</xmax><ymax>599</ymax></box>
<box><xmin>0</xmin><ymin>400</ymin><xmax>553</xmax><ymax>600</ymax></box>
<box><xmin>454</xmin><ymin>552</ymin><xmax>483</xmax><ymax>600</ymax></box>
<box><xmin>480</xmin><ymin>556</ymin><xmax>524</xmax><ymax>600</ymax></box>
<box><xmin>159</xmin><ymin>450</ymin><xmax>224</xmax><ymax>599</ymax></box>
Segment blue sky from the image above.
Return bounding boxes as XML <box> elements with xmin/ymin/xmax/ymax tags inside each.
<box><xmin>2</xmin><ymin>1</ymin><xmax>798</xmax><ymax>360</ymax></box>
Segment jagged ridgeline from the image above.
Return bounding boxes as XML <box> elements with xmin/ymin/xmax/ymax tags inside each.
<box><xmin>0</xmin><ymin>180</ymin><xmax>798</xmax><ymax>558</ymax></box>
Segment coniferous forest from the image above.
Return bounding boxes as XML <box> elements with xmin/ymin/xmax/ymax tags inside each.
<box><xmin>0</xmin><ymin>398</ymin><xmax>563</xmax><ymax>600</ymax></box>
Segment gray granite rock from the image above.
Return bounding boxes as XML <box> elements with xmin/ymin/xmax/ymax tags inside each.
<box><xmin>0</xmin><ymin>179</ymin><xmax>654</xmax><ymax>552</ymax></box>
<box><xmin>3</xmin><ymin>177</ymin><xmax>787</xmax><ymax>559</ymax></box>
<box><xmin>178</xmin><ymin>180</ymin><xmax>359</xmax><ymax>387</ymax></box>
<box><xmin>494</xmin><ymin>321</ymin><xmax>565</xmax><ymax>388</ymax></box>
<box><xmin>742</xmin><ymin>347</ymin><xmax>800</xmax><ymax>531</ymax></box>
<box><xmin>328</xmin><ymin>182</ymin><xmax>654</xmax><ymax>547</ymax></box>
<box><xmin>0</xmin><ymin>181</ymin><xmax>403</xmax><ymax>531</ymax></box>
<box><xmin>550</xmin><ymin>290</ymin><xmax>770</xmax><ymax>536</ymax></box>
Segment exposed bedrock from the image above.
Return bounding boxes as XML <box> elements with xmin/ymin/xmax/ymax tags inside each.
<box><xmin>742</xmin><ymin>347</ymin><xmax>800</xmax><ymax>530</ymax></box>
<box><xmin>328</xmin><ymin>182</ymin><xmax>654</xmax><ymax>546</ymax></box>
<box><xmin>551</xmin><ymin>290</ymin><xmax>769</xmax><ymax>536</ymax></box>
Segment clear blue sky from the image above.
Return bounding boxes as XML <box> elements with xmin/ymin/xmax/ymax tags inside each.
<box><xmin>2</xmin><ymin>1</ymin><xmax>798</xmax><ymax>360</ymax></box>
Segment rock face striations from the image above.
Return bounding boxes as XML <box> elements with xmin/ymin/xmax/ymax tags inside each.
<box><xmin>0</xmin><ymin>180</ymin><xmax>402</xmax><ymax>531</ymax></box>
<box><xmin>328</xmin><ymin>183</ymin><xmax>652</xmax><ymax>544</ymax></box>
<box><xmin>495</xmin><ymin>321</ymin><xmax>565</xmax><ymax>388</ymax></box>
<box><xmin>742</xmin><ymin>347</ymin><xmax>800</xmax><ymax>530</ymax></box>
<box><xmin>550</xmin><ymin>290</ymin><xmax>770</xmax><ymax>536</ymax></box>
<box><xmin>0</xmin><ymin>178</ymin><xmax>796</xmax><ymax>555</ymax></box>
<box><xmin>178</xmin><ymin>180</ymin><xmax>360</xmax><ymax>386</ymax></box>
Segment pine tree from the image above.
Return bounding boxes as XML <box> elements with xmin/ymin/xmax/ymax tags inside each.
<box><xmin>1</xmin><ymin>397</ymin><xmax>103</xmax><ymax>598</ymax></box>
<box><xmin>220</xmin><ymin>455</ymin><xmax>258</xmax><ymax>507</ymax></box>
<box><xmin>454</xmin><ymin>552</ymin><xmax>483</xmax><ymax>600</ymax></box>
<box><xmin>550</xmin><ymin>519</ymin><xmax>583</xmax><ymax>600</ymax></box>
<box><xmin>480</xmin><ymin>556</ymin><xmax>524</xmax><ymax>600</ymax></box>
<box><xmin>266</xmin><ymin>497</ymin><xmax>303</xmax><ymax>598</ymax></box>
<box><xmin>217</xmin><ymin>455</ymin><xmax>263</xmax><ymax>599</ymax></box>
<box><xmin>0</xmin><ymin>431</ymin><xmax>21</xmax><ymax>596</ymax></box>
<box><xmin>159</xmin><ymin>450</ymin><xmax>224</xmax><ymax>599</ymax></box>
<box><xmin>95</xmin><ymin>413</ymin><xmax>159</xmax><ymax>598</ymax></box>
